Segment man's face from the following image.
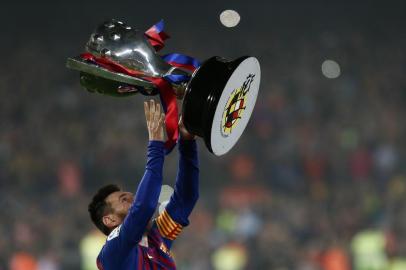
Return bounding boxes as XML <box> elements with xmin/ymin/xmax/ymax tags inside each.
<box><xmin>102</xmin><ymin>191</ymin><xmax>134</xmax><ymax>229</ymax></box>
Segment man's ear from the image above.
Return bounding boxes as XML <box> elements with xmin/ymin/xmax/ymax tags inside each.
<box><xmin>102</xmin><ymin>214</ymin><xmax>120</xmax><ymax>229</ymax></box>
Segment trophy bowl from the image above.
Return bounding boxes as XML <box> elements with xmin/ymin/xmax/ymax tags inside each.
<box><xmin>66</xmin><ymin>19</ymin><xmax>261</xmax><ymax>156</ymax></box>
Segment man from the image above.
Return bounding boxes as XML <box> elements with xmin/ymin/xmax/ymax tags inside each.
<box><xmin>88</xmin><ymin>99</ymin><xmax>199</xmax><ymax>270</ymax></box>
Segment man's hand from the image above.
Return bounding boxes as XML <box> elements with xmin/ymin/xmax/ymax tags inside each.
<box><xmin>144</xmin><ymin>100</ymin><xmax>165</xmax><ymax>141</ymax></box>
<box><xmin>179</xmin><ymin>117</ymin><xmax>196</xmax><ymax>140</ymax></box>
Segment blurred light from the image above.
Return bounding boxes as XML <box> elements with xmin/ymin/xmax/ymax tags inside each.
<box><xmin>321</xmin><ymin>59</ymin><xmax>341</xmax><ymax>79</ymax></box>
<box><xmin>220</xmin><ymin>10</ymin><xmax>240</xmax><ymax>28</ymax></box>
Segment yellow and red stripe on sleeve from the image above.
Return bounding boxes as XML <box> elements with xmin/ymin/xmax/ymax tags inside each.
<box><xmin>156</xmin><ymin>209</ymin><xmax>183</xmax><ymax>241</ymax></box>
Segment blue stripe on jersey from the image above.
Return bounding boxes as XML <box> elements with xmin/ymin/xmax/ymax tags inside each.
<box><xmin>97</xmin><ymin>140</ymin><xmax>199</xmax><ymax>270</ymax></box>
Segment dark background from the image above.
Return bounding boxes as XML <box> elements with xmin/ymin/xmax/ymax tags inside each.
<box><xmin>1</xmin><ymin>1</ymin><xmax>406</xmax><ymax>269</ymax></box>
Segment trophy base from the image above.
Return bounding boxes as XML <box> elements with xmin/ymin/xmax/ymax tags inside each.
<box><xmin>182</xmin><ymin>56</ymin><xmax>261</xmax><ymax>156</ymax></box>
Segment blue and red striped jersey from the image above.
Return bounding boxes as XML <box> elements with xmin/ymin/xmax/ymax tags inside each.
<box><xmin>96</xmin><ymin>140</ymin><xmax>199</xmax><ymax>270</ymax></box>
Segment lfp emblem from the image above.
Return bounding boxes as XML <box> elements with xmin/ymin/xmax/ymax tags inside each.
<box><xmin>221</xmin><ymin>74</ymin><xmax>255</xmax><ymax>137</ymax></box>
<box><xmin>209</xmin><ymin>57</ymin><xmax>260</xmax><ymax>156</ymax></box>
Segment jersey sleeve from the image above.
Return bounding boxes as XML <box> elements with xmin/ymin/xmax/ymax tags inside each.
<box><xmin>99</xmin><ymin>141</ymin><xmax>165</xmax><ymax>266</ymax></box>
<box><xmin>165</xmin><ymin>139</ymin><xmax>199</xmax><ymax>226</ymax></box>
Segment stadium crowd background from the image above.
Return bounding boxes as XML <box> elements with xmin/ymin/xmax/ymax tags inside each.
<box><xmin>1</xmin><ymin>1</ymin><xmax>406</xmax><ymax>270</ymax></box>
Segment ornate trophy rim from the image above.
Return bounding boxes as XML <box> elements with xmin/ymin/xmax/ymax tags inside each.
<box><xmin>66</xmin><ymin>57</ymin><xmax>155</xmax><ymax>90</ymax></box>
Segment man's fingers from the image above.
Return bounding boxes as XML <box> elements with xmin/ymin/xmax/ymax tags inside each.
<box><xmin>153</xmin><ymin>113</ymin><xmax>166</xmax><ymax>134</ymax></box>
<box><xmin>144</xmin><ymin>101</ymin><xmax>149</xmax><ymax>124</ymax></box>
<box><xmin>149</xmin><ymin>99</ymin><xmax>155</xmax><ymax>124</ymax></box>
<box><xmin>155</xmin><ymin>103</ymin><xmax>162</xmax><ymax>129</ymax></box>
<box><xmin>144</xmin><ymin>99</ymin><xmax>166</xmax><ymax>141</ymax></box>
<box><xmin>156</xmin><ymin>103</ymin><xmax>161</xmax><ymax>118</ymax></box>
<box><xmin>153</xmin><ymin>103</ymin><xmax>161</xmax><ymax>124</ymax></box>
<box><xmin>159</xmin><ymin>113</ymin><xmax>165</xmax><ymax>127</ymax></box>
<box><xmin>150</xmin><ymin>100</ymin><xmax>155</xmax><ymax>114</ymax></box>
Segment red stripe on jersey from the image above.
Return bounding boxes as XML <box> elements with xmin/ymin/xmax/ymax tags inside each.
<box><xmin>145</xmin><ymin>256</ymin><xmax>150</xmax><ymax>270</ymax></box>
<box><xmin>138</xmin><ymin>246</ymin><xmax>144</xmax><ymax>270</ymax></box>
<box><xmin>156</xmin><ymin>253</ymin><xmax>176</xmax><ymax>269</ymax></box>
<box><xmin>148</xmin><ymin>228</ymin><xmax>161</xmax><ymax>245</ymax></box>
<box><xmin>152</xmin><ymin>261</ymin><xmax>158</xmax><ymax>270</ymax></box>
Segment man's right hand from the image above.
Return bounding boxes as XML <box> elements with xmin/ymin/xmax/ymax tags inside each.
<box><xmin>144</xmin><ymin>99</ymin><xmax>165</xmax><ymax>142</ymax></box>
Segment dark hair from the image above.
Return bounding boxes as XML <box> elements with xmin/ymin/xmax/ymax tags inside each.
<box><xmin>88</xmin><ymin>184</ymin><xmax>121</xmax><ymax>236</ymax></box>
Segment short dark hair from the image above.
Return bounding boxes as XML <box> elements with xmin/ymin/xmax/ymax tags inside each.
<box><xmin>88</xmin><ymin>184</ymin><xmax>121</xmax><ymax>235</ymax></box>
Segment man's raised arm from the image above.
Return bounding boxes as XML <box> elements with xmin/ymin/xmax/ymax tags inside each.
<box><xmin>114</xmin><ymin>100</ymin><xmax>166</xmax><ymax>246</ymax></box>
<box><xmin>164</xmin><ymin>120</ymin><xmax>199</xmax><ymax>227</ymax></box>
<box><xmin>119</xmin><ymin>140</ymin><xmax>165</xmax><ymax>245</ymax></box>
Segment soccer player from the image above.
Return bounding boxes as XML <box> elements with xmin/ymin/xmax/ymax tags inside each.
<box><xmin>88</xmin><ymin>99</ymin><xmax>199</xmax><ymax>270</ymax></box>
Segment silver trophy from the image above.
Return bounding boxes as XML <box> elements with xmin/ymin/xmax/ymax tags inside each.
<box><xmin>67</xmin><ymin>19</ymin><xmax>261</xmax><ymax>156</ymax></box>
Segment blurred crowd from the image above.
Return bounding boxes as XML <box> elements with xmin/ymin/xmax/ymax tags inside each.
<box><xmin>1</xmin><ymin>19</ymin><xmax>406</xmax><ymax>270</ymax></box>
